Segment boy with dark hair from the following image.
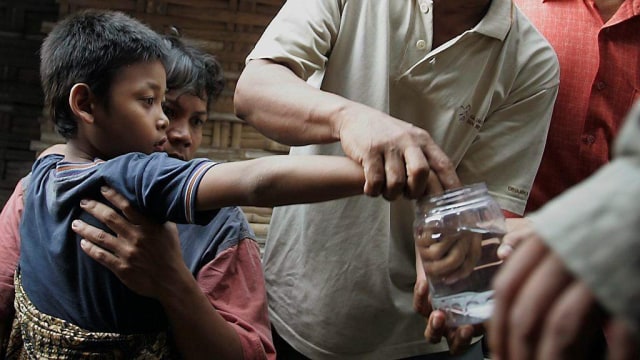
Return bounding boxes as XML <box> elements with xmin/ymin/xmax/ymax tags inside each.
<box><xmin>12</xmin><ymin>9</ymin><xmax>371</xmax><ymax>358</ymax></box>
<box><xmin>2</xmin><ymin>32</ymin><xmax>277</xmax><ymax>359</ymax></box>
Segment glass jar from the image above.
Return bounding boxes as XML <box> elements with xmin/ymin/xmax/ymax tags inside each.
<box><xmin>414</xmin><ymin>182</ymin><xmax>506</xmax><ymax>326</ymax></box>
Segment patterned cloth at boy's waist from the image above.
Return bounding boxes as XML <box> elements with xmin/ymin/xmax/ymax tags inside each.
<box><xmin>6</xmin><ymin>271</ymin><xmax>178</xmax><ymax>359</ymax></box>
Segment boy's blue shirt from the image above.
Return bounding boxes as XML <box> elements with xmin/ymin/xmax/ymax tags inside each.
<box><xmin>18</xmin><ymin>152</ymin><xmax>254</xmax><ymax>333</ymax></box>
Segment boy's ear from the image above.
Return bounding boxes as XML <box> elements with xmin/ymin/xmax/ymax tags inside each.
<box><xmin>69</xmin><ymin>83</ymin><xmax>95</xmax><ymax>125</ymax></box>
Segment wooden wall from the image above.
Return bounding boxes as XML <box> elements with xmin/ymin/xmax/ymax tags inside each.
<box><xmin>0</xmin><ymin>0</ymin><xmax>287</xmax><ymax>245</ymax></box>
<box><xmin>0</xmin><ymin>0</ymin><xmax>59</xmax><ymax>203</ymax></box>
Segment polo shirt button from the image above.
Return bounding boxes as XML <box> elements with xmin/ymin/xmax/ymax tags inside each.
<box><xmin>596</xmin><ymin>81</ymin><xmax>606</xmax><ymax>90</ymax></box>
<box><xmin>582</xmin><ymin>134</ymin><xmax>596</xmax><ymax>144</ymax></box>
<box><xmin>416</xmin><ymin>39</ymin><xmax>427</xmax><ymax>50</ymax></box>
<box><xmin>420</xmin><ymin>2</ymin><xmax>430</xmax><ymax>12</ymax></box>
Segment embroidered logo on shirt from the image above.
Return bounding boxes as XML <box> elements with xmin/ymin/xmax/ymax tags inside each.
<box><xmin>457</xmin><ymin>104</ymin><xmax>484</xmax><ymax>130</ymax></box>
<box><xmin>507</xmin><ymin>185</ymin><xmax>529</xmax><ymax>199</ymax></box>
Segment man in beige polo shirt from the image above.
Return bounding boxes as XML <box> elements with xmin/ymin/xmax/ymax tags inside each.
<box><xmin>235</xmin><ymin>0</ymin><xmax>559</xmax><ymax>358</ymax></box>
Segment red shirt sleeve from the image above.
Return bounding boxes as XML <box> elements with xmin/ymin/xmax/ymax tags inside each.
<box><xmin>196</xmin><ymin>239</ymin><xmax>276</xmax><ymax>360</ymax></box>
<box><xmin>0</xmin><ymin>180</ymin><xmax>24</xmax><ymax>319</ymax></box>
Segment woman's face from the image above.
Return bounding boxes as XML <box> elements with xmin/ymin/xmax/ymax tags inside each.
<box><xmin>161</xmin><ymin>91</ymin><xmax>208</xmax><ymax>161</ymax></box>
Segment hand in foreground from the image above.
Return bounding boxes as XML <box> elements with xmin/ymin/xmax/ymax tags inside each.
<box><xmin>496</xmin><ymin>217</ymin><xmax>534</xmax><ymax>259</ymax></box>
<box><xmin>489</xmin><ymin>232</ymin><xmax>612</xmax><ymax>360</ymax></box>
<box><xmin>338</xmin><ymin>105</ymin><xmax>461</xmax><ymax>200</ymax></box>
<box><xmin>71</xmin><ymin>186</ymin><xmax>185</xmax><ymax>299</ymax></box>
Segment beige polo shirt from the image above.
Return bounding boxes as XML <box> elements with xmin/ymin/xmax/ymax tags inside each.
<box><xmin>248</xmin><ymin>0</ymin><xmax>559</xmax><ymax>358</ymax></box>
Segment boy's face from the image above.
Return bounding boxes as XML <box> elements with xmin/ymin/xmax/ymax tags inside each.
<box><xmin>91</xmin><ymin>60</ymin><xmax>168</xmax><ymax>158</ymax></box>
<box><xmin>162</xmin><ymin>91</ymin><xmax>207</xmax><ymax>161</ymax></box>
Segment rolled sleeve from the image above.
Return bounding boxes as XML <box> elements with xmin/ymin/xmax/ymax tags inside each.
<box><xmin>196</xmin><ymin>239</ymin><xmax>275</xmax><ymax>360</ymax></box>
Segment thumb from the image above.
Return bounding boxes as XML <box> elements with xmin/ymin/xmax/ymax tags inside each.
<box><xmin>413</xmin><ymin>276</ymin><xmax>431</xmax><ymax>316</ymax></box>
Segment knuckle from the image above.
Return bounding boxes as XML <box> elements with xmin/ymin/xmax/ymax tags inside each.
<box><xmin>368</xmin><ymin>175</ymin><xmax>385</xmax><ymax>189</ymax></box>
<box><xmin>103</xmin><ymin>210</ymin><xmax>120</xmax><ymax>224</ymax></box>
<box><xmin>92</xmin><ymin>248</ymin><xmax>107</xmax><ymax>262</ymax></box>
<box><xmin>120</xmin><ymin>201</ymin><xmax>133</xmax><ymax>214</ymax></box>
<box><xmin>429</xmin><ymin>156</ymin><xmax>453</xmax><ymax>172</ymax></box>
<box><xmin>95</xmin><ymin>229</ymin><xmax>108</xmax><ymax>244</ymax></box>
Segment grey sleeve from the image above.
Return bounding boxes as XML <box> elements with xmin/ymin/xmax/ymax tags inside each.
<box><xmin>529</xmin><ymin>101</ymin><xmax>640</xmax><ymax>334</ymax></box>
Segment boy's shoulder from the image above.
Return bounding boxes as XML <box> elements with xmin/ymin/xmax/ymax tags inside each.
<box><xmin>32</xmin><ymin>153</ymin><xmax>64</xmax><ymax>173</ymax></box>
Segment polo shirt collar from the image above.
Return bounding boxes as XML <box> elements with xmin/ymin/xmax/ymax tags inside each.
<box><xmin>541</xmin><ymin>0</ymin><xmax>640</xmax><ymax>14</ymax></box>
<box><xmin>473</xmin><ymin>0</ymin><xmax>514</xmax><ymax>41</ymax></box>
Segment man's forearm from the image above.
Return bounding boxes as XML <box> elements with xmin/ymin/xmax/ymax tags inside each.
<box><xmin>234</xmin><ymin>59</ymin><xmax>352</xmax><ymax>146</ymax></box>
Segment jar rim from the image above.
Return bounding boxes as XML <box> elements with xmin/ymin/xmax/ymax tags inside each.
<box><xmin>415</xmin><ymin>182</ymin><xmax>488</xmax><ymax>211</ymax></box>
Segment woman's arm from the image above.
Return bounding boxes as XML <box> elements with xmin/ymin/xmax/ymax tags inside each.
<box><xmin>72</xmin><ymin>187</ymin><xmax>251</xmax><ymax>360</ymax></box>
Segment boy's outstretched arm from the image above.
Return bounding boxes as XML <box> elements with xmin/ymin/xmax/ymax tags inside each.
<box><xmin>196</xmin><ymin>155</ymin><xmax>367</xmax><ymax>210</ymax></box>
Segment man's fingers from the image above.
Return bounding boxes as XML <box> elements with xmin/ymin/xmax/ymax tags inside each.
<box><xmin>403</xmin><ymin>147</ymin><xmax>429</xmax><ymax>198</ymax></box>
<box><xmin>506</xmin><ymin>253</ymin><xmax>572</xmax><ymax>360</ymax></box>
<box><xmin>538</xmin><ymin>281</ymin><xmax>601</xmax><ymax>360</ymax></box>
<box><xmin>422</xmin><ymin>140</ymin><xmax>460</xmax><ymax>190</ymax></box>
<box><xmin>413</xmin><ymin>276</ymin><xmax>431</xmax><ymax>316</ymax></box>
<box><xmin>498</xmin><ymin>219</ymin><xmax>535</xmax><ymax>259</ymax></box>
<box><xmin>607</xmin><ymin>318</ymin><xmax>640</xmax><ymax>360</ymax></box>
<box><xmin>72</xmin><ymin>219</ymin><xmax>118</xmax><ymax>252</ymax></box>
<box><xmin>423</xmin><ymin>235</ymin><xmax>471</xmax><ymax>279</ymax></box>
<box><xmin>79</xmin><ymin>238</ymin><xmax>120</xmax><ymax>270</ymax></box>
<box><xmin>425</xmin><ymin>171</ymin><xmax>444</xmax><ymax>197</ymax></box>
<box><xmin>100</xmin><ymin>186</ymin><xmax>147</xmax><ymax>225</ymax></box>
<box><xmin>441</xmin><ymin>234</ymin><xmax>482</xmax><ymax>284</ymax></box>
<box><xmin>382</xmin><ymin>147</ymin><xmax>406</xmax><ymax>200</ymax></box>
<box><xmin>424</xmin><ymin>310</ymin><xmax>447</xmax><ymax>344</ymax></box>
<box><xmin>413</xmin><ymin>255</ymin><xmax>432</xmax><ymax>316</ymax></box>
<box><xmin>447</xmin><ymin>325</ymin><xmax>475</xmax><ymax>355</ymax></box>
<box><xmin>361</xmin><ymin>155</ymin><xmax>385</xmax><ymax>197</ymax></box>
<box><xmin>489</xmin><ymin>238</ymin><xmax>548</xmax><ymax>360</ymax></box>
<box><xmin>79</xmin><ymin>198</ymin><xmax>133</xmax><ymax>238</ymax></box>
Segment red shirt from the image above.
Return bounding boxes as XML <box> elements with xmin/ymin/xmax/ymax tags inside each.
<box><xmin>515</xmin><ymin>0</ymin><xmax>640</xmax><ymax>212</ymax></box>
